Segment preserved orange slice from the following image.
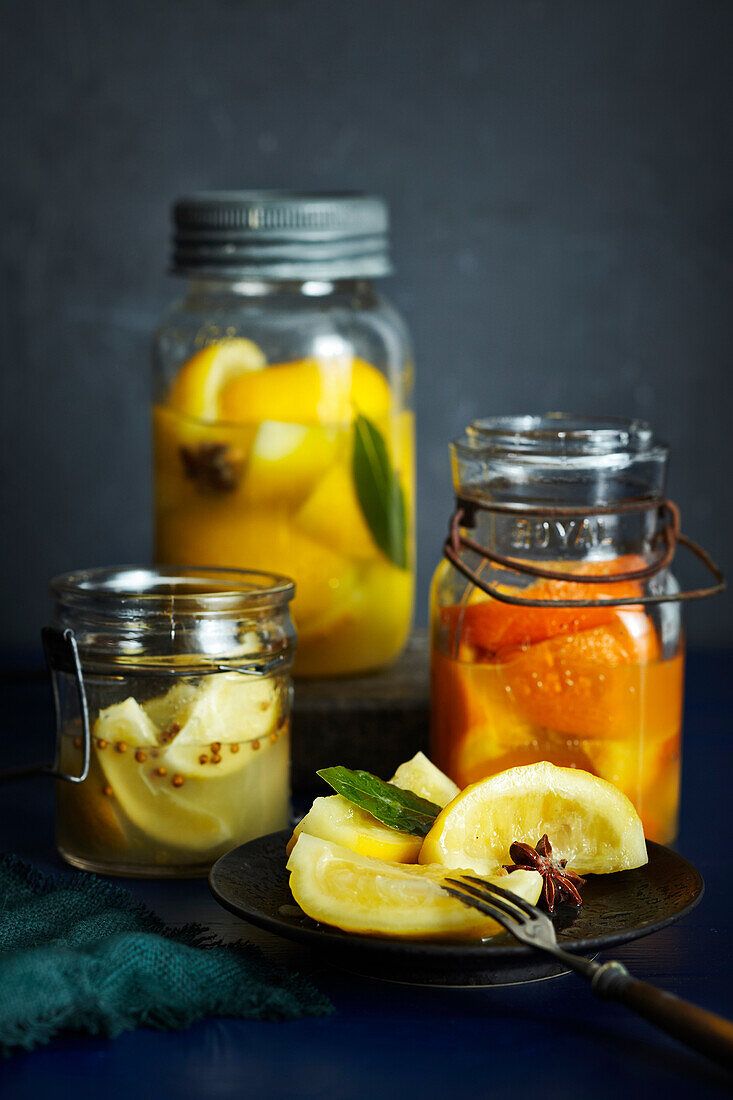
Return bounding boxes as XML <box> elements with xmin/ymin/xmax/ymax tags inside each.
<box><xmin>431</xmin><ymin>652</ymin><xmax>597</xmax><ymax>787</ymax></box>
<box><xmin>440</xmin><ymin>555</ymin><xmax>647</xmax><ymax>658</ymax></box>
<box><xmin>503</xmin><ymin>613</ymin><xmax>660</xmax><ymax>740</ymax></box>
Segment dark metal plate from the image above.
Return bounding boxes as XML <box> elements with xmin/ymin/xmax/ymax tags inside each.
<box><xmin>209</xmin><ymin>831</ymin><xmax>704</xmax><ymax>987</ymax></box>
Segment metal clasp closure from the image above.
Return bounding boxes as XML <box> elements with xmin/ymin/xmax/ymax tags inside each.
<box><xmin>0</xmin><ymin>630</ymin><xmax>291</xmax><ymax>785</ymax></box>
<box><xmin>0</xmin><ymin>627</ymin><xmax>93</xmax><ymax>784</ymax></box>
<box><xmin>42</xmin><ymin>627</ymin><xmax>93</xmax><ymax>783</ymax></box>
<box><xmin>443</xmin><ymin>496</ymin><xmax>725</xmax><ymax>608</ymax></box>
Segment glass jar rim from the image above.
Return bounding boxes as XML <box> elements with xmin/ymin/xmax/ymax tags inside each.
<box><xmin>50</xmin><ymin>565</ymin><xmax>295</xmax><ymax>611</ymax></box>
<box><xmin>453</xmin><ymin>413</ymin><xmax>669</xmax><ymax>463</ymax></box>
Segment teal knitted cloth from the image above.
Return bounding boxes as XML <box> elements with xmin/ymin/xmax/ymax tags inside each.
<box><xmin>0</xmin><ymin>854</ymin><xmax>333</xmax><ymax>1055</ymax></box>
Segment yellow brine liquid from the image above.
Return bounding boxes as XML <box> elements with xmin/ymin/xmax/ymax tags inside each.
<box><xmin>56</xmin><ymin>672</ymin><xmax>290</xmax><ymax>875</ymax></box>
<box><xmin>153</xmin><ymin>346</ymin><xmax>415</xmax><ymax>677</ymax></box>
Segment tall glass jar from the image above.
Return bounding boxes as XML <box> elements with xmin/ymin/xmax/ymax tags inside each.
<box><xmin>153</xmin><ymin>192</ymin><xmax>415</xmax><ymax>677</ymax></box>
<box><xmin>430</xmin><ymin>415</ymin><xmax>685</xmax><ymax>844</ymax></box>
<box><xmin>51</xmin><ymin>566</ymin><xmax>295</xmax><ymax>877</ymax></box>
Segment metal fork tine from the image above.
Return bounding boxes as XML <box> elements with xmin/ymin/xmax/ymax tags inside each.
<box><xmin>445</xmin><ymin>878</ymin><xmax>527</xmax><ymax>924</ymax></box>
<box><xmin>461</xmin><ymin>875</ymin><xmax>543</xmax><ymax>919</ymax></box>
<box><xmin>442</xmin><ymin>886</ymin><xmax>518</xmax><ymax>937</ymax></box>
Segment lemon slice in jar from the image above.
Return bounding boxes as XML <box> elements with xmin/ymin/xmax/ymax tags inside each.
<box><xmin>294</xmin><ymin>460</ymin><xmax>378</xmax><ymax>559</ymax></box>
<box><xmin>419</xmin><ymin>761</ymin><xmax>648</xmax><ymax>876</ymax></box>
<box><xmin>93</xmin><ymin>674</ymin><xmax>284</xmax><ymax>853</ymax></box>
<box><xmin>142</xmin><ymin>681</ymin><xmax>199</xmax><ymax>730</ymax></box>
<box><xmin>294</xmin><ymin>409</ymin><xmax>412</xmax><ymax>562</ymax></box>
<box><xmin>162</xmin><ymin>673</ymin><xmax>281</xmax><ymax>778</ymax></box>
<box><xmin>95</xmin><ymin>697</ymin><xmax>160</xmax><ymax>750</ymax></box>
<box><xmin>93</xmin><ymin>698</ymin><xmax>230</xmax><ymax>852</ymax></box>
<box><xmin>222</xmin><ymin>357</ymin><xmax>391</xmax><ymax>510</ymax></box>
<box><xmin>167</xmin><ymin>338</ymin><xmax>266</xmax><ymax>422</ymax></box>
<box><xmin>287</xmin><ymin>834</ymin><xmax>542</xmax><ymax>940</ymax></box>
<box><xmin>219</xmin><ymin>356</ymin><xmax>392</xmax><ymax>426</ymax></box>
<box><xmin>240</xmin><ymin>421</ymin><xmax>343</xmax><ymax>508</ymax></box>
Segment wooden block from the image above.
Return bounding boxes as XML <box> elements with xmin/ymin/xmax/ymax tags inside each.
<box><xmin>291</xmin><ymin>631</ymin><xmax>430</xmax><ymax>794</ymax></box>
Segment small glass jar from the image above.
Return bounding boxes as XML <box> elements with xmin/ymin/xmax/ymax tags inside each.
<box><xmin>152</xmin><ymin>192</ymin><xmax>415</xmax><ymax>677</ymax></box>
<box><xmin>430</xmin><ymin>415</ymin><xmax>687</xmax><ymax>844</ymax></box>
<box><xmin>50</xmin><ymin>566</ymin><xmax>295</xmax><ymax>877</ymax></box>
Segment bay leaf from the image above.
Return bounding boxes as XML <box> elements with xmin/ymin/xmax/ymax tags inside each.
<box><xmin>352</xmin><ymin>414</ymin><xmax>408</xmax><ymax>569</ymax></box>
<box><xmin>317</xmin><ymin>766</ymin><xmax>441</xmax><ymax>837</ymax></box>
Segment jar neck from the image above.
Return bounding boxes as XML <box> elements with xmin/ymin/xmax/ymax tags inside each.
<box><xmin>452</xmin><ymin>454</ymin><xmax>669</xmax><ymax>560</ymax></box>
<box><xmin>183</xmin><ymin>276</ymin><xmax>375</xmax><ymax>300</ymax></box>
<box><xmin>450</xmin><ymin>416</ymin><xmax>670</xmax><ymax>563</ymax></box>
<box><xmin>461</xmin><ymin>504</ymin><xmax>663</xmax><ymax>563</ymax></box>
<box><xmin>49</xmin><ymin>568</ymin><xmax>296</xmax><ymax>671</ymax></box>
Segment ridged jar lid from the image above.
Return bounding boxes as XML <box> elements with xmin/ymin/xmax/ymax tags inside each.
<box><xmin>171</xmin><ymin>191</ymin><xmax>392</xmax><ymax>280</ymax></box>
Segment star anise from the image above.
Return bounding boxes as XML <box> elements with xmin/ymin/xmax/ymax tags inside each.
<box><xmin>180</xmin><ymin>442</ymin><xmax>244</xmax><ymax>494</ymax></box>
<box><xmin>504</xmin><ymin>834</ymin><xmax>586</xmax><ymax>913</ymax></box>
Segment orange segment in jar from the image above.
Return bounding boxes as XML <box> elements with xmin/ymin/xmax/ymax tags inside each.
<box><xmin>431</xmin><ymin>642</ymin><xmax>547</xmax><ymax>768</ymax></box>
<box><xmin>503</xmin><ymin>613</ymin><xmax>660</xmax><ymax>740</ymax></box>
<box><xmin>431</xmin><ymin>653</ymin><xmax>595</xmax><ymax>788</ymax></box>
<box><xmin>580</xmin><ymin>727</ymin><xmax>681</xmax><ymax>845</ymax></box>
<box><xmin>219</xmin><ymin>356</ymin><xmax>392</xmax><ymax>426</ymax></box>
<box><xmin>440</xmin><ymin>555</ymin><xmax>648</xmax><ymax>658</ymax></box>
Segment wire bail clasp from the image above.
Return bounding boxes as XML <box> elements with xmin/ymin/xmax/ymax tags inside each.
<box><xmin>443</xmin><ymin>496</ymin><xmax>725</xmax><ymax>609</ymax></box>
<box><xmin>42</xmin><ymin>626</ymin><xmax>93</xmax><ymax>783</ymax></box>
<box><xmin>0</xmin><ymin>627</ymin><xmax>93</xmax><ymax>784</ymax></box>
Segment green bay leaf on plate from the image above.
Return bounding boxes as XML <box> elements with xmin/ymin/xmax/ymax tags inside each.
<box><xmin>352</xmin><ymin>414</ymin><xmax>408</xmax><ymax>569</ymax></box>
<box><xmin>317</xmin><ymin>766</ymin><xmax>441</xmax><ymax>837</ymax></box>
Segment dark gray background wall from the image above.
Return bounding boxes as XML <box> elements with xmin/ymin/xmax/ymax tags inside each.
<box><xmin>1</xmin><ymin>0</ymin><xmax>730</xmax><ymax>658</ymax></box>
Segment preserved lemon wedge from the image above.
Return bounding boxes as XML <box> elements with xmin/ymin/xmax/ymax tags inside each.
<box><xmin>96</xmin><ymin>698</ymin><xmax>159</xmax><ymax>748</ymax></box>
<box><xmin>240</xmin><ymin>421</ymin><xmax>342</xmax><ymax>508</ymax></box>
<box><xmin>286</xmin><ymin>795</ymin><xmax>422</xmax><ymax>863</ymax></box>
<box><xmin>419</xmin><ymin>761</ymin><xmax>648</xmax><ymax>876</ymax></box>
<box><xmin>287</xmin><ymin>753</ymin><xmax>458</xmax><ymax>862</ymax></box>
<box><xmin>294</xmin><ymin>459</ymin><xmax>377</xmax><ymax>559</ymax></box>
<box><xmin>142</xmin><ymin>681</ymin><xmax>199</xmax><ymax>730</ymax></box>
<box><xmin>91</xmin><ymin>675</ymin><xmax>287</xmax><ymax>854</ymax></box>
<box><xmin>167</xmin><ymin>338</ymin><xmax>266</xmax><ymax>421</ymax></box>
<box><xmin>287</xmin><ymin>833</ymin><xmax>542</xmax><ymax>940</ymax></box>
<box><xmin>220</xmin><ymin>356</ymin><xmax>392</xmax><ymax>426</ymax></box>
<box><xmin>390</xmin><ymin>751</ymin><xmax>460</xmax><ymax>807</ymax></box>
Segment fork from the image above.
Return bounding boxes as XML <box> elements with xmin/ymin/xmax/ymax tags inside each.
<box><xmin>444</xmin><ymin>875</ymin><xmax>733</xmax><ymax>1071</ymax></box>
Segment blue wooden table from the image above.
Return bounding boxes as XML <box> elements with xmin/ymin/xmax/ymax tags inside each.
<box><xmin>1</xmin><ymin>653</ymin><xmax>732</xmax><ymax>1099</ymax></box>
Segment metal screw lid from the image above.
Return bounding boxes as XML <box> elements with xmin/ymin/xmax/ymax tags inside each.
<box><xmin>171</xmin><ymin>191</ymin><xmax>393</xmax><ymax>280</ymax></box>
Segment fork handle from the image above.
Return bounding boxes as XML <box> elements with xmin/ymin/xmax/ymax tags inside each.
<box><xmin>592</xmin><ymin>960</ymin><xmax>733</xmax><ymax>1070</ymax></box>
